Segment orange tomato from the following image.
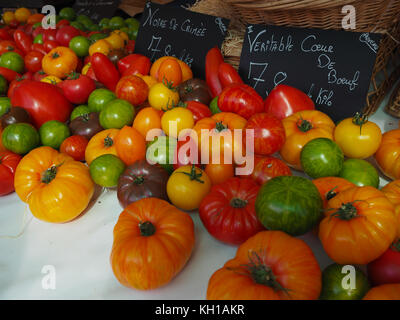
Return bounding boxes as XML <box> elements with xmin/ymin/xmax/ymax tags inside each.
<box><xmin>381</xmin><ymin>180</ymin><xmax>400</xmax><ymax>238</ymax></box>
<box><xmin>150</xmin><ymin>56</ymin><xmax>192</xmax><ymax>85</ymax></box>
<box><xmin>104</xmin><ymin>33</ymin><xmax>124</xmax><ymax>50</ymax></box>
<box><xmin>85</xmin><ymin>129</ymin><xmax>119</xmax><ymax>165</ymax></box>
<box><xmin>15</xmin><ymin>8</ymin><xmax>31</xmax><ymax>23</ymax></box>
<box><xmin>312</xmin><ymin>177</ymin><xmax>355</xmax><ymax>209</ymax></box>
<box><xmin>14</xmin><ymin>146</ymin><xmax>94</xmax><ymax>223</ymax></box>
<box><xmin>158</xmin><ymin>58</ymin><xmax>182</xmax><ymax>86</ymax></box>
<box><xmin>27</xmin><ymin>13</ymin><xmax>44</xmax><ymax>25</ymax></box>
<box><xmin>374</xmin><ymin>129</ymin><xmax>400</xmax><ymax>180</ymax></box>
<box><xmin>133</xmin><ymin>107</ymin><xmax>162</xmax><ymax>139</ymax></box>
<box><xmin>280</xmin><ymin>110</ymin><xmax>335</xmax><ymax>170</ymax></box>
<box><xmin>89</xmin><ymin>39</ymin><xmax>112</xmax><ymax>56</ymax></box>
<box><xmin>115</xmin><ymin>126</ymin><xmax>146</xmax><ymax>166</ymax></box>
<box><xmin>136</xmin><ymin>73</ymin><xmax>158</xmax><ymax>89</ymax></box>
<box><xmin>363</xmin><ymin>284</ymin><xmax>400</xmax><ymax>300</ymax></box>
<box><xmin>42</xmin><ymin>47</ymin><xmax>78</xmax><ymax>79</ymax></box>
<box><xmin>3</xmin><ymin>12</ymin><xmax>15</xmax><ymax>25</ymax></box>
<box><xmin>205</xmin><ymin>163</ymin><xmax>234</xmax><ymax>185</ymax></box>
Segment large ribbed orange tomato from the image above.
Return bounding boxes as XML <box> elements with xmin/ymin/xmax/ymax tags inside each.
<box><xmin>110</xmin><ymin>198</ymin><xmax>195</xmax><ymax>290</ymax></box>
<box><xmin>381</xmin><ymin>180</ymin><xmax>400</xmax><ymax>238</ymax></box>
<box><xmin>312</xmin><ymin>176</ymin><xmax>355</xmax><ymax>209</ymax></box>
<box><xmin>14</xmin><ymin>146</ymin><xmax>94</xmax><ymax>223</ymax></box>
<box><xmin>207</xmin><ymin>230</ymin><xmax>321</xmax><ymax>300</ymax></box>
<box><xmin>280</xmin><ymin>110</ymin><xmax>335</xmax><ymax>170</ymax></box>
<box><xmin>375</xmin><ymin>129</ymin><xmax>400</xmax><ymax>180</ymax></box>
<box><xmin>85</xmin><ymin>129</ymin><xmax>119</xmax><ymax>165</ymax></box>
<box><xmin>363</xmin><ymin>284</ymin><xmax>400</xmax><ymax>300</ymax></box>
<box><xmin>319</xmin><ymin>186</ymin><xmax>397</xmax><ymax>265</ymax></box>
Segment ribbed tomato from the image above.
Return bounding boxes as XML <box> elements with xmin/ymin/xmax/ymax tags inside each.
<box><xmin>375</xmin><ymin>129</ymin><xmax>400</xmax><ymax>180</ymax></box>
<box><xmin>312</xmin><ymin>176</ymin><xmax>355</xmax><ymax>208</ymax></box>
<box><xmin>0</xmin><ymin>150</ymin><xmax>21</xmax><ymax>196</ymax></box>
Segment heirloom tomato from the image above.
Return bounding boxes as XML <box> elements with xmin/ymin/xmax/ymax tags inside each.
<box><xmin>115</xmin><ymin>125</ymin><xmax>146</xmax><ymax>166</ymax></box>
<box><xmin>1</xmin><ymin>123</ymin><xmax>39</xmax><ymax>154</ymax></box>
<box><xmin>60</xmin><ymin>135</ymin><xmax>88</xmax><ymax>162</ymax></box>
<box><xmin>115</xmin><ymin>75</ymin><xmax>148</xmax><ymax>106</ymax></box>
<box><xmin>363</xmin><ymin>284</ymin><xmax>400</xmax><ymax>300</ymax></box>
<box><xmin>91</xmin><ymin>52</ymin><xmax>120</xmax><ymax>91</ymax></box>
<box><xmin>89</xmin><ymin>154</ymin><xmax>125</xmax><ymax>188</ymax></box>
<box><xmin>132</xmin><ymin>107</ymin><xmax>162</xmax><ymax>138</ymax></box>
<box><xmin>39</xmin><ymin>120</ymin><xmax>71</xmax><ymax>150</ymax></box>
<box><xmin>0</xmin><ymin>51</ymin><xmax>24</xmax><ymax>73</ymax></box>
<box><xmin>178</xmin><ymin>78</ymin><xmax>212</xmax><ymax>105</ymax></box>
<box><xmin>24</xmin><ymin>51</ymin><xmax>44</xmax><ymax>73</ymax></box>
<box><xmin>312</xmin><ymin>176</ymin><xmax>355</xmax><ymax>209</ymax></box>
<box><xmin>339</xmin><ymin>159</ymin><xmax>379</xmax><ymax>188</ymax></box>
<box><xmin>14</xmin><ymin>146</ymin><xmax>94</xmax><ymax>223</ymax></box>
<box><xmin>69</xmin><ymin>112</ymin><xmax>103</xmax><ymax>141</ymax></box>
<box><xmin>85</xmin><ymin>128</ymin><xmax>119</xmax><ymax>165</ymax></box>
<box><xmin>0</xmin><ymin>150</ymin><xmax>21</xmax><ymax>196</ymax></box>
<box><xmin>99</xmin><ymin>99</ymin><xmax>135</xmax><ymax>129</ymax></box>
<box><xmin>118</xmin><ymin>54</ymin><xmax>151</xmax><ymax>76</ymax></box>
<box><xmin>207</xmin><ymin>231</ymin><xmax>321</xmax><ymax>300</ymax></box>
<box><xmin>381</xmin><ymin>180</ymin><xmax>400</xmax><ymax>237</ymax></box>
<box><xmin>42</xmin><ymin>47</ymin><xmax>78</xmax><ymax>79</ymax></box>
<box><xmin>0</xmin><ymin>106</ymin><xmax>31</xmax><ymax>128</ymax></box>
<box><xmin>375</xmin><ymin>129</ymin><xmax>400</xmax><ymax>180</ymax></box>
<box><xmin>150</xmin><ymin>56</ymin><xmax>192</xmax><ymax>85</ymax></box>
<box><xmin>59</xmin><ymin>72</ymin><xmax>96</xmax><ymax>104</ymax></box>
<box><xmin>89</xmin><ymin>40</ymin><xmax>113</xmax><ymax>57</ymax></box>
<box><xmin>204</xmin><ymin>163</ymin><xmax>234</xmax><ymax>185</ymax></box>
<box><xmin>199</xmin><ymin>177</ymin><xmax>263</xmax><ymax>245</ymax></box>
<box><xmin>55</xmin><ymin>25</ymin><xmax>80</xmax><ymax>47</ymax></box>
<box><xmin>88</xmin><ymin>88</ymin><xmax>116</xmax><ymax>113</ymax></box>
<box><xmin>184</xmin><ymin>101</ymin><xmax>212</xmax><ymax>123</ymax></box>
<box><xmin>148</xmin><ymin>82</ymin><xmax>179</xmax><ymax>111</ymax></box>
<box><xmin>280</xmin><ymin>110</ymin><xmax>335</xmax><ymax>170</ymax></box>
<box><xmin>161</xmin><ymin>107</ymin><xmax>194</xmax><ymax>138</ymax></box>
<box><xmin>246</xmin><ymin>155</ymin><xmax>292</xmax><ymax>185</ymax></box>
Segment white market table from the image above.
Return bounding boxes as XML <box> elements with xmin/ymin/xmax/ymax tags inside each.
<box><xmin>0</xmin><ymin>84</ymin><xmax>399</xmax><ymax>300</ymax></box>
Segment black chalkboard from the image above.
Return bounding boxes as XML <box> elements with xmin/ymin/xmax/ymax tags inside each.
<box><xmin>73</xmin><ymin>0</ymin><xmax>121</xmax><ymax>22</ymax></box>
<box><xmin>134</xmin><ymin>2</ymin><xmax>229</xmax><ymax>78</ymax></box>
<box><xmin>238</xmin><ymin>24</ymin><xmax>381</xmax><ymax>122</ymax></box>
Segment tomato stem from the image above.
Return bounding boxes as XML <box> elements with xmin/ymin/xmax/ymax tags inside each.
<box><xmin>215</xmin><ymin>121</ymin><xmax>227</xmax><ymax>132</ymax></box>
<box><xmin>352</xmin><ymin>112</ymin><xmax>368</xmax><ymax>135</ymax></box>
<box><xmin>391</xmin><ymin>239</ymin><xmax>400</xmax><ymax>252</ymax></box>
<box><xmin>133</xmin><ymin>175</ymin><xmax>145</xmax><ymax>185</ymax></box>
<box><xmin>330</xmin><ymin>201</ymin><xmax>364</xmax><ymax>220</ymax></box>
<box><xmin>230</xmin><ymin>197</ymin><xmax>248</xmax><ymax>208</ymax></box>
<box><xmin>104</xmin><ymin>135</ymin><xmax>114</xmax><ymax>147</ymax></box>
<box><xmin>326</xmin><ymin>186</ymin><xmax>338</xmax><ymax>201</ymax></box>
<box><xmin>52</xmin><ymin>52</ymin><xmax>60</xmax><ymax>59</ymax></box>
<box><xmin>41</xmin><ymin>164</ymin><xmax>61</xmax><ymax>184</ymax></box>
<box><xmin>297</xmin><ymin>119</ymin><xmax>313</xmax><ymax>132</ymax></box>
<box><xmin>178</xmin><ymin>164</ymin><xmax>204</xmax><ymax>184</ymax></box>
<box><xmin>184</xmin><ymin>84</ymin><xmax>193</xmax><ymax>93</ymax></box>
<box><xmin>139</xmin><ymin>221</ymin><xmax>156</xmax><ymax>237</ymax></box>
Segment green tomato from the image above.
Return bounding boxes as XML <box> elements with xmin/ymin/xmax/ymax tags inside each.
<box><xmin>146</xmin><ymin>135</ymin><xmax>177</xmax><ymax>175</ymax></box>
<box><xmin>320</xmin><ymin>263</ymin><xmax>370</xmax><ymax>300</ymax></box>
<box><xmin>39</xmin><ymin>120</ymin><xmax>71</xmax><ymax>149</ymax></box>
<box><xmin>339</xmin><ymin>159</ymin><xmax>379</xmax><ymax>188</ymax></box>
<box><xmin>70</xmin><ymin>21</ymin><xmax>84</xmax><ymax>31</ymax></box>
<box><xmin>0</xmin><ymin>74</ymin><xmax>8</xmax><ymax>95</ymax></box>
<box><xmin>99</xmin><ymin>18</ymin><xmax>110</xmax><ymax>29</ymax></box>
<box><xmin>88</xmin><ymin>32</ymin><xmax>108</xmax><ymax>44</ymax></box>
<box><xmin>99</xmin><ymin>99</ymin><xmax>135</xmax><ymax>129</ymax></box>
<box><xmin>0</xmin><ymin>96</ymin><xmax>11</xmax><ymax>117</ymax></box>
<box><xmin>109</xmin><ymin>16</ymin><xmax>125</xmax><ymax>30</ymax></box>
<box><xmin>89</xmin><ymin>154</ymin><xmax>125</xmax><ymax>188</ymax></box>
<box><xmin>300</xmin><ymin>138</ymin><xmax>344</xmax><ymax>178</ymax></box>
<box><xmin>88</xmin><ymin>88</ymin><xmax>116</xmax><ymax>113</ymax></box>
<box><xmin>125</xmin><ymin>17</ymin><xmax>140</xmax><ymax>30</ymax></box>
<box><xmin>33</xmin><ymin>34</ymin><xmax>43</xmax><ymax>44</ymax></box>
<box><xmin>127</xmin><ymin>26</ymin><xmax>138</xmax><ymax>40</ymax></box>
<box><xmin>209</xmin><ymin>96</ymin><xmax>221</xmax><ymax>114</ymax></box>
<box><xmin>69</xmin><ymin>36</ymin><xmax>90</xmax><ymax>57</ymax></box>
<box><xmin>76</xmin><ymin>14</ymin><xmax>92</xmax><ymax>25</ymax></box>
<box><xmin>59</xmin><ymin>7</ymin><xmax>76</xmax><ymax>21</ymax></box>
<box><xmin>88</xmin><ymin>24</ymin><xmax>100</xmax><ymax>32</ymax></box>
<box><xmin>0</xmin><ymin>52</ymin><xmax>24</xmax><ymax>73</ymax></box>
<box><xmin>2</xmin><ymin>123</ymin><xmax>40</xmax><ymax>154</ymax></box>
<box><xmin>70</xmin><ymin>105</ymin><xmax>90</xmax><ymax>121</ymax></box>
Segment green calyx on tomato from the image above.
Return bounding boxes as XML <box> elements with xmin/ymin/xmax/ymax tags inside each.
<box><xmin>139</xmin><ymin>221</ymin><xmax>156</xmax><ymax>237</ymax></box>
<box><xmin>329</xmin><ymin>202</ymin><xmax>361</xmax><ymax>220</ymax></box>
<box><xmin>230</xmin><ymin>197</ymin><xmax>248</xmax><ymax>208</ymax></box>
<box><xmin>178</xmin><ymin>164</ymin><xmax>204</xmax><ymax>183</ymax></box>
<box><xmin>41</xmin><ymin>164</ymin><xmax>59</xmax><ymax>184</ymax></box>
<box><xmin>104</xmin><ymin>135</ymin><xmax>114</xmax><ymax>147</ymax></box>
<box><xmin>352</xmin><ymin>112</ymin><xmax>368</xmax><ymax>134</ymax></box>
<box><xmin>391</xmin><ymin>239</ymin><xmax>400</xmax><ymax>252</ymax></box>
<box><xmin>215</xmin><ymin>121</ymin><xmax>227</xmax><ymax>132</ymax></box>
<box><xmin>297</xmin><ymin>119</ymin><xmax>313</xmax><ymax>132</ymax></box>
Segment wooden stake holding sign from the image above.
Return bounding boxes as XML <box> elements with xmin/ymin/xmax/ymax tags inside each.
<box><xmin>238</xmin><ymin>24</ymin><xmax>381</xmax><ymax>123</ymax></box>
<box><xmin>134</xmin><ymin>2</ymin><xmax>229</xmax><ymax>78</ymax></box>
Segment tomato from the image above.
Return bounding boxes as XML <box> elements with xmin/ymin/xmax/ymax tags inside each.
<box><xmin>59</xmin><ymin>7</ymin><xmax>76</xmax><ymax>21</ymax></box>
<box><xmin>42</xmin><ymin>29</ymin><xmax>57</xmax><ymax>42</ymax></box>
<box><xmin>184</xmin><ymin>101</ymin><xmax>212</xmax><ymax>123</ymax></box>
<box><xmin>264</xmin><ymin>84</ymin><xmax>315</xmax><ymax>120</ymax></box>
<box><xmin>60</xmin><ymin>135</ymin><xmax>88</xmax><ymax>162</ymax></box>
<box><xmin>59</xmin><ymin>72</ymin><xmax>96</xmax><ymax>104</ymax></box>
<box><xmin>0</xmin><ymin>29</ymin><xmax>13</xmax><ymax>41</ymax></box>
<box><xmin>148</xmin><ymin>82</ymin><xmax>180</xmax><ymax>111</ymax></box>
<box><xmin>150</xmin><ymin>56</ymin><xmax>192</xmax><ymax>85</ymax></box>
<box><xmin>69</xmin><ymin>112</ymin><xmax>103</xmax><ymax>141</ymax></box>
<box><xmin>199</xmin><ymin>177</ymin><xmax>263</xmax><ymax>244</ymax></box>
<box><xmin>43</xmin><ymin>40</ymin><xmax>59</xmax><ymax>53</ymax></box>
<box><xmin>39</xmin><ymin>120</ymin><xmax>71</xmax><ymax>149</ymax></box>
<box><xmin>70</xmin><ymin>105</ymin><xmax>90</xmax><ymax>121</ymax></box>
<box><xmin>13</xmin><ymin>30</ymin><xmax>32</xmax><ymax>55</ymax></box>
<box><xmin>132</xmin><ymin>107</ymin><xmax>162</xmax><ymax>139</ymax></box>
<box><xmin>85</xmin><ymin>128</ymin><xmax>119</xmax><ymax>165</ymax></box>
<box><xmin>104</xmin><ymin>33</ymin><xmax>124</xmax><ymax>50</ymax></box>
<box><xmin>167</xmin><ymin>165</ymin><xmax>211</xmax><ymax>211</ymax></box>
<box><xmin>40</xmin><ymin>75</ymin><xmax>62</xmax><ymax>85</ymax></box>
<box><xmin>0</xmin><ymin>77</ymin><xmax>8</xmax><ymax>96</ymax></box>
<box><xmin>115</xmin><ymin>75</ymin><xmax>148</xmax><ymax>106</ymax></box>
<box><xmin>244</xmin><ymin>113</ymin><xmax>285</xmax><ymax>155</ymax></box>
<box><xmin>381</xmin><ymin>180</ymin><xmax>400</xmax><ymax>238</ymax></box>
<box><xmin>56</xmin><ymin>19</ymin><xmax>70</xmax><ymax>29</ymax></box>
<box><xmin>89</xmin><ymin>154</ymin><xmax>125</xmax><ymax>188</ymax></box>
<box><xmin>320</xmin><ymin>186</ymin><xmax>397</xmax><ymax>264</ymax></box>
<box><xmin>161</xmin><ymin>107</ymin><xmax>194</xmax><ymax>138</ymax></box>
<box><xmin>0</xmin><ymin>106</ymin><xmax>31</xmax><ymax>128</ymax></box>
<box><xmin>300</xmin><ymin>138</ymin><xmax>344</xmax><ymax>178</ymax></box>
<box><xmin>118</xmin><ymin>54</ymin><xmax>151</xmax><ymax>76</ymax></box>
<box><xmin>0</xmin><ymin>150</ymin><xmax>21</xmax><ymax>196</ymax></box>
<box><xmin>204</xmin><ymin>163</ymin><xmax>234</xmax><ymax>185</ymax></box>
<box><xmin>24</xmin><ymin>50</ymin><xmax>44</xmax><ymax>73</ymax></box>
<box><xmin>320</xmin><ymin>263</ymin><xmax>370</xmax><ymax>300</ymax></box>
<box><xmin>339</xmin><ymin>159</ymin><xmax>379</xmax><ymax>188</ymax></box>
<box><xmin>0</xmin><ymin>51</ymin><xmax>24</xmax><ymax>73</ymax></box>
<box><xmin>56</xmin><ymin>25</ymin><xmax>80</xmax><ymax>47</ymax></box>
<box><xmin>15</xmin><ymin>8</ymin><xmax>30</xmax><ymax>23</ymax></box>
<box><xmin>363</xmin><ymin>284</ymin><xmax>400</xmax><ymax>300</ymax></box>
<box><xmin>7</xmin><ymin>78</ymin><xmax>27</xmax><ymax>99</ymax></box>
<box><xmin>0</xmin><ymin>97</ymin><xmax>11</xmax><ymax>118</ymax></box>
<box><xmin>99</xmin><ymin>99</ymin><xmax>135</xmax><ymax>129</ymax></box>
<box><xmin>218</xmin><ymin>84</ymin><xmax>264</xmax><ymax>119</ymax></box>
<box><xmin>11</xmin><ymin>80</ymin><xmax>72</xmax><ymax>128</ymax></box>
<box><xmin>312</xmin><ymin>177</ymin><xmax>355</xmax><ymax>209</ymax></box>
<box><xmin>178</xmin><ymin>78</ymin><xmax>212</xmax><ymax>105</ymax></box>
<box><xmin>89</xmin><ymin>39</ymin><xmax>112</xmax><ymax>56</ymax></box>
<box><xmin>205</xmin><ymin>47</ymin><xmax>224</xmax><ymax>97</ymax></box>
<box><xmin>334</xmin><ymin>113</ymin><xmax>382</xmax><ymax>159</ymax></box>
<box><xmin>33</xmin><ymin>69</ymin><xmax>47</xmax><ymax>81</ymax></box>
<box><xmin>146</xmin><ymin>135</ymin><xmax>177</xmax><ymax>174</ymax></box>
<box><xmin>115</xmin><ymin>125</ymin><xmax>146</xmax><ymax>166</ymax></box>
<box><xmin>255</xmin><ymin>176</ymin><xmax>322</xmax><ymax>236</ymax></box>
<box><xmin>27</xmin><ymin>13</ymin><xmax>44</xmax><ymax>25</ymax></box>
<box><xmin>280</xmin><ymin>110</ymin><xmax>335</xmax><ymax>170</ymax></box>
<box><xmin>88</xmin><ymin>88</ymin><xmax>116</xmax><ymax>113</ymax></box>
<box><xmin>2</xmin><ymin>123</ymin><xmax>39</xmax><ymax>154</ymax></box>
<box><xmin>0</xmin><ymin>40</ymin><xmax>24</xmax><ymax>56</ymax></box>
<box><xmin>246</xmin><ymin>155</ymin><xmax>292</xmax><ymax>185</ymax></box>
<box><xmin>136</xmin><ymin>73</ymin><xmax>157</xmax><ymax>89</ymax></box>
<box><xmin>42</xmin><ymin>46</ymin><xmax>78</xmax><ymax>79</ymax></box>
<box><xmin>375</xmin><ymin>129</ymin><xmax>400</xmax><ymax>180</ymax></box>
<box><xmin>91</xmin><ymin>52</ymin><xmax>120</xmax><ymax>91</ymax></box>
<box><xmin>69</xmin><ymin>35</ymin><xmax>90</xmax><ymax>57</ymax></box>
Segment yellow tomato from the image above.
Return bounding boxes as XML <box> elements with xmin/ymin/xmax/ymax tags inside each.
<box><xmin>111</xmin><ymin>30</ymin><xmax>128</xmax><ymax>43</ymax></box>
<box><xmin>136</xmin><ymin>73</ymin><xmax>158</xmax><ymax>88</ymax></box>
<box><xmin>161</xmin><ymin>107</ymin><xmax>194</xmax><ymax>138</ymax></box>
<box><xmin>3</xmin><ymin>12</ymin><xmax>15</xmax><ymax>25</ymax></box>
<box><xmin>89</xmin><ymin>39</ymin><xmax>112</xmax><ymax>56</ymax></box>
<box><xmin>41</xmin><ymin>75</ymin><xmax>62</xmax><ymax>85</ymax></box>
<box><xmin>334</xmin><ymin>113</ymin><xmax>382</xmax><ymax>159</ymax></box>
<box><xmin>15</xmin><ymin>7</ymin><xmax>31</xmax><ymax>23</ymax></box>
<box><xmin>81</xmin><ymin>63</ymin><xmax>91</xmax><ymax>75</ymax></box>
<box><xmin>167</xmin><ymin>165</ymin><xmax>211</xmax><ymax>211</ymax></box>
<box><xmin>104</xmin><ymin>33</ymin><xmax>124</xmax><ymax>50</ymax></box>
<box><xmin>148</xmin><ymin>82</ymin><xmax>179</xmax><ymax>111</ymax></box>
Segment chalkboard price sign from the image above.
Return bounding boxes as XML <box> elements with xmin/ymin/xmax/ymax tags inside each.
<box><xmin>73</xmin><ymin>0</ymin><xmax>121</xmax><ymax>22</ymax></box>
<box><xmin>238</xmin><ymin>24</ymin><xmax>381</xmax><ymax>122</ymax></box>
<box><xmin>134</xmin><ymin>2</ymin><xmax>229</xmax><ymax>78</ymax></box>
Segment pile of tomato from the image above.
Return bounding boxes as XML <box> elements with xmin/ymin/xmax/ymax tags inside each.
<box><xmin>0</xmin><ymin>7</ymin><xmax>399</xmax><ymax>300</ymax></box>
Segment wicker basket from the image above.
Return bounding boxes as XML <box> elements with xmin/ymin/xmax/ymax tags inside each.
<box><xmin>385</xmin><ymin>80</ymin><xmax>400</xmax><ymax>118</ymax></box>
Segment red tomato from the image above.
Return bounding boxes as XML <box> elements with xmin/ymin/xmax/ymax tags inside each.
<box><xmin>247</xmin><ymin>155</ymin><xmax>292</xmax><ymax>185</ymax></box>
<box><xmin>367</xmin><ymin>240</ymin><xmax>400</xmax><ymax>286</ymax></box>
<box><xmin>264</xmin><ymin>84</ymin><xmax>315</xmax><ymax>120</ymax></box>
<box><xmin>11</xmin><ymin>80</ymin><xmax>73</xmax><ymax>128</ymax></box>
<box><xmin>7</xmin><ymin>78</ymin><xmax>28</xmax><ymax>99</ymax></box>
<box><xmin>56</xmin><ymin>19</ymin><xmax>70</xmax><ymax>28</ymax></box>
<box><xmin>32</xmin><ymin>26</ymin><xmax>44</xmax><ymax>38</ymax></box>
<box><xmin>185</xmin><ymin>101</ymin><xmax>212</xmax><ymax>123</ymax></box>
<box><xmin>55</xmin><ymin>25</ymin><xmax>80</xmax><ymax>47</ymax></box>
<box><xmin>244</xmin><ymin>112</ymin><xmax>285</xmax><ymax>155</ymax></box>
<box><xmin>199</xmin><ymin>177</ymin><xmax>264</xmax><ymax>245</ymax></box>
<box><xmin>115</xmin><ymin>75</ymin><xmax>148</xmax><ymax>106</ymax></box>
<box><xmin>0</xmin><ymin>151</ymin><xmax>22</xmax><ymax>196</ymax></box>
<box><xmin>31</xmin><ymin>43</ymin><xmax>47</xmax><ymax>56</ymax></box>
<box><xmin>0</xmin><ymin>28</ymin><xmax>13</xmax><ymax>41</ymax></box>
<box><xmin>33</xmin><ymin>70</ymin><xmax>47</xmax><ymax>81</ymax></box>
<box><xmin>0</xmin><ymin>66</ymin><xmax>20</xmax><ymax>82</ymax></box>
<box><xmin>91</xmin><ymin>52</ymin><xmax>120</xmax><ymax>91</ymax></box>
<box><xmin>42</xmin><ymin>29</ymin><xmax>57</xmax><ymax>42</ymax></box>
<box><xmin>60</xmin><ymin>135</ymin><xmax>89</xmax><ymax>162</ymax></box>
<box><xmin>0</xmin><ymin>40</ymin><xmax>24</xmax><ymax>56</ymax></box>
<box><xmin>205</xmin><ymin>47</ymin><xmax>224</xmax><ymax>97</ymax></box>
<box><xmin>118</xmin><ymin>54</ymin><xmax>151</xmax><ymax>76</ymax></box>
<box><xmin>218</xmin><ymin>62</ymin><xmax>243</xmax><ymax>88</ymax></box>
<box><xmin>13</xmin><ymin>30</ymin><xmax>32</xmax><ymax>55</ymax></box>
<box><xmin>218</xmin><ymin>84</ymin><xmax>264</xmax><ymax>120</ymax></box>
<box><xmin>43</xmin><ymin>40</ymin><xmax>58</xmax><ymax>53</ymax></box>
<box><xmin>24</xmin><ymin>51</ymin><xmax>44</xmax><ymax>73</ymax></box>
<box><xmin>59</xmin><ymin>73</ymin><xmax>96</xmax><ymax>104</ymax></box>
<box><xmin>124</xmin><ymin>39</ymin><xmax>135</xmax><ymax>54</ymax></box>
